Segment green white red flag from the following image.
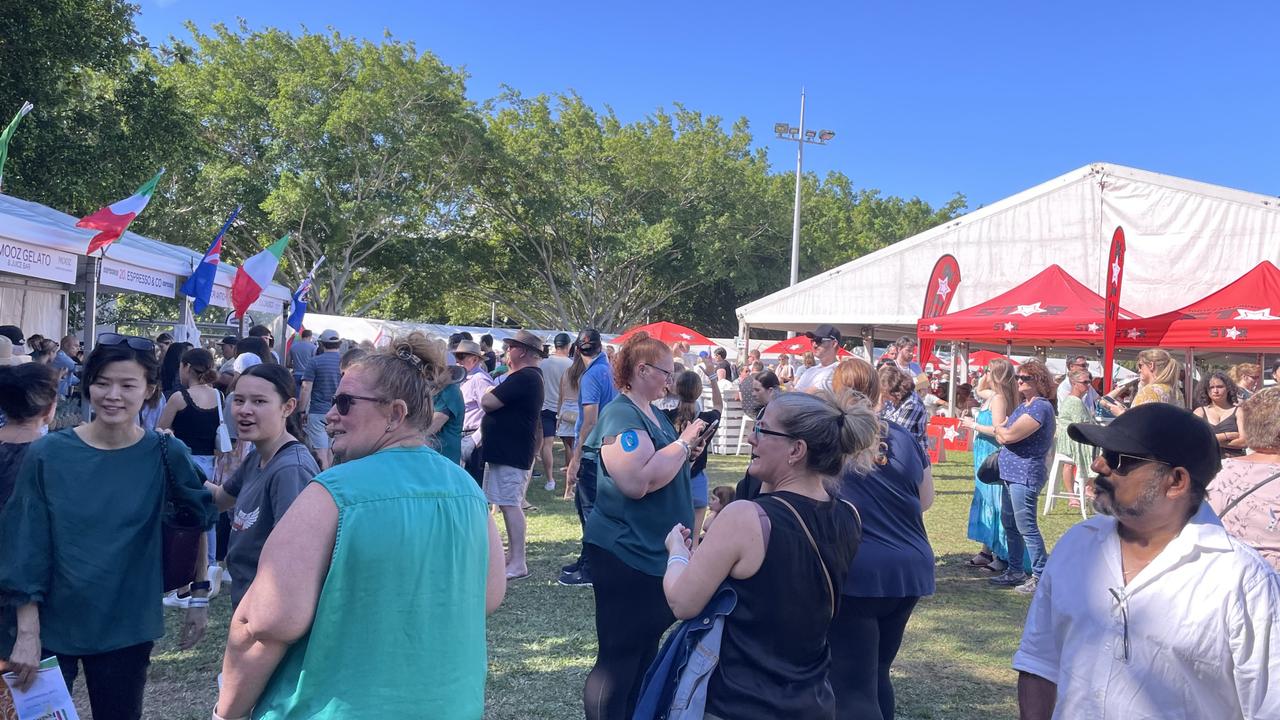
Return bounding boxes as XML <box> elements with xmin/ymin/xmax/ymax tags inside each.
<box><xmin>77</xmin><ymin>169</ymin><xmax>165</xmax><ymax>254</ymax></box>
<box><xmin>231</xmin><ymin>234</ymin><xmax>290</xmax><ymax>319</ymax></box>
<box><xmin>0</xmin><ymin>101</ymin><xmax>33</xmax><ymax>192</ymax></box>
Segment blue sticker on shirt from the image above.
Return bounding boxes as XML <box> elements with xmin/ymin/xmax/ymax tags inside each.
<box><xmin>620</xmin><ymin>430</ymin><xmax>640</xmax><ymax>452</ymax></box>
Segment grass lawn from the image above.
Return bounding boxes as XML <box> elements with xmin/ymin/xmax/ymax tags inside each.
<box><xmin>105</xmin><ymin>451</ymin><xmax>1085</xmax><ymax>719</ymax></box>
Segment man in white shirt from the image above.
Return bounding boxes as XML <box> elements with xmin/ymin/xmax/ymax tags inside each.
<box><xmin>1015</xmin><ymin>403</ymin><xmax>1280</xmax><ymax>720</ymax></box>
<box><xmin>1055</xmin><ymin>355</ymin><xmax>1100</xmax><ymax>415</ymax></box>
<box><xmin>538</xmin><ymin>333</ymin><xmax>574</xmax><ymax>491</ymax></box>
<box><xmin>795</xmin><ymin>324</ymin><xmax>842</xmax><ymax>393</ymax></box>
<box><xmin>893</xmin><ymin>335</ymin><xmax>924</xmax><ymax>377</ymax></box>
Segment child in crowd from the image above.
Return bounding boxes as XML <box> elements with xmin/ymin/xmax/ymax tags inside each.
<box><xmin>701</xmin><ymin>486</ymin><xmax>735</xmax><ymax>534</ymax></box>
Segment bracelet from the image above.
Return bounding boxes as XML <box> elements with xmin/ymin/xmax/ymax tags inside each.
<box><xmin>674</xmin><ymin>439</ymin><xmax>690</xmax><ymax>457</ymax></box>
<box><xmin>667</xmin><ymin>555</ymin><xmax>689</xmax><ymax>567</ymax></box>
<box><xmin>187</xmin><ymin>598</ymin><xmax>210</xmax><ymax>608</ymax></box>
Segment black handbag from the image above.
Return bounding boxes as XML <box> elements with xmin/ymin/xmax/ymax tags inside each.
<box><xmin>158</xmin><ymin>433</ymin><xmax>203</xmax><ymax>592</ymax></box>
<box><xmin>977</xmin><ymin>452</ymin><xmax>1004</xmax><ymax>485</ymax></box>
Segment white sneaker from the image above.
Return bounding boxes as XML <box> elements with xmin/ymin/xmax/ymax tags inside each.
<box><xmin>207</xmin><ymin>564</ymin><xmax>223</xmax><ymax>599</ymax></box>
<box><xmin>544</xmin><ymin>479</ymin><xmax>556</xmax><ymax>492</ymax></box>
<box><xmin>162</xmin><ymin>590</ymin><xmax>190</xmax><ymax>609</ymax></box>
<box><xmin>222</xmin><ymin>567</ymin><xmax>233</xmax><ymax>584</ymax></box>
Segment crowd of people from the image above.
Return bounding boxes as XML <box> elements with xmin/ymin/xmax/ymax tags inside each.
<box><xmin>0</xmin><ymin>318</ymin><xmax>1277</xmax><ymax>719</ymax></box>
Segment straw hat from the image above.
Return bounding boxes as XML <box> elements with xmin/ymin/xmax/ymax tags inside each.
<box><xmin>503</xmin><ymin>330</ymin><xmax>549</xmax><ymax>359</ymax></box>
<box><xmin>0</xmin><ymin>336</ymin><xmax>22</xmax><ymax>366</ymax></box>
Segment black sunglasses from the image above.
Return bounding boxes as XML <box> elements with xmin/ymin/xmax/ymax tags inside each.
<box><xmin>1015</xmin><ymin>374</ymin><xmax>1033</xmax><ymax>382</ymax></box>
<box><xmin>97</xmin><ymin>333</ymin><xmax>156</xmax><ymax>353</ymax></box>
<box><xmin>333</xmin><ymin>393</ymin><xmax>390</xmax><ymax>415</ymax></box>
<box><xmin>1102</xmin><ymin>450</ymin><xmax>1170</xmax><ymax>475</ymax></box>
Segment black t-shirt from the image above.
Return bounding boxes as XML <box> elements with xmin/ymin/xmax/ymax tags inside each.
<box><xmin>482</xmin><ymin>366</ymin><xmax>545</xmax><ymax>469</ymax></box>
<box><xmin>715</xmin><ymin>359</ymin><xmax>734</xmax><ymax>380</ymax></box>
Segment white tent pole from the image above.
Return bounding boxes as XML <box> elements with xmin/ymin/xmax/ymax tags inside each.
<box><xmin>862</xmin><ymin>325</ymin><xmax>875</xmax><ymax>360</ymax></box>
<box><xmin>947</xmin><ymin>341</ymin><xmax>958</xmax><ymax>414</ymax></box>
<box><xmin>83</xmin><ymin>257</ymin><xmax>100</xmax><ymax>353</ymax></box>
<box><xmin>1184</xmin><ymin>347</ymin><xmax>1195</xmax><ymax>408</ymax></box>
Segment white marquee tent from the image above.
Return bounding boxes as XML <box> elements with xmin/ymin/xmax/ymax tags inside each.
<box><xmin>735</xmin><ymin>163</ymin><xmax>1280</xmax><ymax>347</ymax></box>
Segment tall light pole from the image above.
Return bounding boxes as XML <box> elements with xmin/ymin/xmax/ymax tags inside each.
<box><xmin>774</xmin><ymin>88</ymin><xmax>835</xmax><ymax>287</ymax></box>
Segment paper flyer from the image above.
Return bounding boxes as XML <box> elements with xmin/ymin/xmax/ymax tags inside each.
<box><xmin>1</xmin><ymin>657</ymin><xmax>79</xmax><ymax>720</ymax></box>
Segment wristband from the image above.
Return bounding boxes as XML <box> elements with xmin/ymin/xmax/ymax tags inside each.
<box><xmin>188</xmin><ymin>598</ymin><xmax>210</xmax><ymax>608</ymax></box>
<box><xmin>674</xmin><ymin>439</ymin><xmax>691</xmax><ymax>456</ymax></box>
<box><xmin>667</xmin><ymin>555</ymin><xmax>689</xmax><ymax>567</ymax></box>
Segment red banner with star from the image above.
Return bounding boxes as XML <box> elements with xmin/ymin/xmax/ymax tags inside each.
<box><xmin>1102</xmin><ymin>226</ymin><xmax>1126</xmax><ymax>392</ymax></box>
<box><xmin>917</xmin><ymin>254</ymin><xmax>961</xmax><ymax>367</ymax></box>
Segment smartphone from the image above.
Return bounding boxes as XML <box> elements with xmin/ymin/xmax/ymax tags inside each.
<box><xmin>695</xmin><ymin>419</ymin><xmax>720</xmax><ymax>445</ymax></box>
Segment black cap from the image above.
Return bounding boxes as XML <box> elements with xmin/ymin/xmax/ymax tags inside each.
<box><xmin>1068</xmin><ymin>403</ymin><xmax>1221</xmax><ymax>485</ymax></box>
<box><xmin>553</xmin><ymin>332</ymin><xmax>572</xmax><ymax>349</ymax></box>
<box><xmin>0</xmin><ymin>325</ymin><xmax>24</xmax><ymax>348</ymax></box>
<box><xmin>219</xmin><ymin>335</ymin><xmax>237</xmax><ymax>346</ymax></box>
<box><xmin>804</xmin><ymin>324</ymin><xmax>842</xmax><ymax>344</ymax></box>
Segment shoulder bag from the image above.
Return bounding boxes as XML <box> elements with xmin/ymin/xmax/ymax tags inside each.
<box><xmin>214</xmin><ymin>389</ymin><xmax>233</xmax><ymax>454</ymax></box>
<box><xmin>158</xmin><ymin>432</ymin><xmax>204</xmax><ymax>592</ymax></box>
<box><xmin>977</xmin><ymin>452</ymin><xmax>1004</xmax><ymax>485</ymax></box>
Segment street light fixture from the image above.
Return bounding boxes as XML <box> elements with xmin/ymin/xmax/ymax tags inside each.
<box><xmin>773</xmin><ymin>88</ymin><xmax>835</xmax><ymax>287</ymax></box>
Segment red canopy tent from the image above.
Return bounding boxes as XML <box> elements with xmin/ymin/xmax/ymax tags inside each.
<box><xmin>917</xmin><ymin>265</ymin><xmax>1135</xmax><ymax>347</ymax></box>
<box><xmin>967</xmin><ymin>350</ymin><xmax>1018</xmax><ymax>369</ymax></box>
<box><xmin>613</xmin><ymin>321</ymin><xmax>714</xmax><ymax>346</ymax></box>
<box><xmin>757</xmin><ymin>337</ymin><xmax>853</xmax><ymax>357</ymax></box>
<box><xmin>1116</xmin><ymin>261</ymin><xmax>1280</xmax><ymax>348</ymax></box>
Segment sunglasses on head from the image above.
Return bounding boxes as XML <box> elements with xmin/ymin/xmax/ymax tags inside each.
<box><xmin>1101</xmin><ymin>450</ymin><xmax>1170</xmax><ymax>475</ymax></box>
<box><xmin>332</xmin><ymin>393</ymin><xmax>390</xmax><ymax>415</ymax></box>
<box><xmin>97</xmin><ymin>333</ymin><xmax>156</xmax><ymax>353</ymax></box>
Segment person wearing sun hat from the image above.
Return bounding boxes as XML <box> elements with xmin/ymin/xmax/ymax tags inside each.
<box><xmin>1013</xmin><ymin>402</ymin><xmax>1280</xmax><ymax>720</ymax></box>
<box><xmin>455</xmin><ymin>339</ymin><xmax>495</xmax><ymax>468</ymax></box>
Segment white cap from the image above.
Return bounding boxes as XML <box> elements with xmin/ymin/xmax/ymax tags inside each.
<box><xmin>232</xmin><ymin>353</ymin><xmax>264</xmax><ymax>374</ymax></box>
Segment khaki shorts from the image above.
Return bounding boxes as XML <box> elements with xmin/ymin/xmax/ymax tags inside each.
<box><xmin>483</xmin><ymin>463</ymin><xmax>530</xmax><ymax>506</ymax></box>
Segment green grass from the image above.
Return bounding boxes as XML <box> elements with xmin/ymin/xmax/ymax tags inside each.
<box><xmin>88</xmin><ymin>451</ymin><xmax>1085</xmax><ymax>719</ymax></box>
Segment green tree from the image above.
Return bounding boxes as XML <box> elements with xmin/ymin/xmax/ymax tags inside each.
<box><xmin>151</xmin><ymin>23</ymin><xmax>487</xmax><ymax>316</ymax></box>
<box><xmin>0</xmin><ymin>0</ymin><xmax>197</xmax><ymax>213</ymax></box>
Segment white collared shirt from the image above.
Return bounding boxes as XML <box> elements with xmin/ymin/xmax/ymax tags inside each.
<box><xmin>1014</xmin><ymin>502</ymin><xmax>1280</xmax><ymax>720</ymax></box>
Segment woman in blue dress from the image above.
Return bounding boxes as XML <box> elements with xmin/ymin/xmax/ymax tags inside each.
<box><xmin>961</xmin><ymin>358</ymin><xmax>1017</xmax><ymax>572</ymax></box>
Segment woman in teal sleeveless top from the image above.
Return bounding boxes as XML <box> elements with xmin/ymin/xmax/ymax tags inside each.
<box><xmin>581</xmin><ymin>332</ymin><xmax>710</xmax><ymax>720</ymax></box>
<box><xmin>962</xmin><ymin>359</ymin><xmax>1017</xmax><ymax>570</ymax></box>
<box><xmin>214</xmin><ymin>335</ymin><xmax>506</xmax><ymax>720</ymax></box>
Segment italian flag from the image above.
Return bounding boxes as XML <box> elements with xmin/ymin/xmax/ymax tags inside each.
<box><xmin>77</xmin><ymin>169</ymin><xmax>165</xmax><ymax>254</ymax></box>
<box><xmin>231</xmin><ymin>234</ymin><xmax>290</xmax><ymax>319</ymax></box>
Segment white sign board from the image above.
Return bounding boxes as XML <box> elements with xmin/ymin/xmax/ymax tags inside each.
<box><xmin>99</xmin><ymin>258</ymin><xmax>177</xmax><ymax>298</ymax></box>
<box><xmin>0</xmin><ymin>236</ymin><xmax>78</xmax><ymax>284</ymax></box>
<box><xmin>208</xmin><ymin>283</ymin><xmax>284</xmax><ymax>315</ymax></box>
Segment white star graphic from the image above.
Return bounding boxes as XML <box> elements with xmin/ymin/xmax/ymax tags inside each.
<box><xmin>1126</xmin><ymin>328</ymin><xmax>1143</xmax><ymax>339</ymax></box>
<box><xmin>942</xmin><ymin>425</ymin><xmax>960</xmax><ymax>443</ymax></box>
<box><xmin>678</xmin><ymin>332</ymin><xmax>692</xmax><ymax>339</ymax></box>
<box><xmin>927</xmin><ymin>323</ymin><xmax>940</xmax><ymax>333</ymax></box>
<box><xmin>1111</xmin><ymin>258</ymin><xmax>1122</xmax><ymax>285</ymax></box>
<box><xmin>1002</xmin><ymin>322</ymin><xmax>1017</xmax><ymax>332</ymax></box>
<box><xmin>1226</xmin><ymin>326</ymin><xmax>1243</xmax><ymax>340</ymax></box>
<box><xmin>1011</xmin><ymin>302</ymin><xmax>1047</xmax><ymax>317</ymax></box>
<box><xmin>936</xmin><ymin>276</ymin><xmax>951</xmax><ymax>300</ymax></box>
<box><xmin>1087</xmin><ymin>322</ymin><xmax>1102</xmax><ymax>333</ymax></box>
<box><xmin>788</xmin><ymin>343</ymin><xmax>804</xmax><ymax>352</ymax></box>
<box><xmin>1235</xmin><ymin>308</ymin><xmax>1280</xmax><ymax>321</ymax></box>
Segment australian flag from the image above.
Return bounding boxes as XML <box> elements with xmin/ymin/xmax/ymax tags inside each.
<box><xmin>179</xmin><ymin>206</ymin><xmax>240</xmax><ymax>314</ymax></box>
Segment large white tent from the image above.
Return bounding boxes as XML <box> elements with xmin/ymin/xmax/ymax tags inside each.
<box><xmin>735</xmin><ymin>163</ymin><xmax>1280</xmax><ymax>345</ymax></box>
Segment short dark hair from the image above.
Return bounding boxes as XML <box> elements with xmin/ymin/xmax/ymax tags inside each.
<box><xmin>82</xmin><ymin>341</ymin><xmax>161</xmax><ymax>399</ymax></box>
<box><xmin>155</xmin><ymin>332</ymin><xmax>174</xmax><ymax>344</ymax></box>
<box><xmin>1069</xmin><ymin>355</ymin><xmax>1089</xmax><ymax>367</ymax></box>
<box><xmin>0</xmin><ymin>362</ymin><xmax>59</xmax><ymax>421</ymax></box>
<box><xmin>236</xmin><ymin>336</ymin><xmax>274</xmax><ymax>364</ymax></box>
<box><xmin>249</xmin><ymin>325</ymin><xmax>272</xmax><ymax>338</ymax></box>
<box><xmin>894</xmin><ymin>335</ymin><xmax>917</xmax><ymax>350</ymax></box>
<box><xmin>301</xmin><ymin>329</ymin><xmax>313</xmax><ymax>340</ymax></box>
<box><xmin>480</xmin><ymin>333</ymin><xmax>493</xmax><ymax>348</ymax></box>
<box><xmin>713</xmin><ymin>348</ymin><xmax>727</xmax><ymax>359</ymax></box>
<box><xmin>554</xmin><ymin>332</ymin><xmax>572</xmax><ymax>349</ymax></box>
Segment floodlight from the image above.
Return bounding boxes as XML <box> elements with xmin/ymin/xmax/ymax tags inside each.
<box><xmin>789</xmin><ymin>126</ymin><xmax>799</xmax><ymax>135</ymax></box>
<box><xmin>818</xmin><ymin>129</ymin><xmax>835</xmax><ymax>141</ymax></box>
<box><xmin>804</xmin><ymin>130</ymin><xmax>817</xmax><ymax>140</ymax></box>
<box><xmin>774</xmin><ymin>122</ymin><xmax>789</xmax><ymax>134</ymax></box>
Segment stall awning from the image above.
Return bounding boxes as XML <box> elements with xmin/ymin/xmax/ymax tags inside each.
<box><xmin>917</xmin><ymin>265</ymin><xmax>1135</xmax><ymax>347</ymax></box>
<box><xmin>1117</xmin><ymin>261</ymin><xmax>1280</xmax><ymax>348</ymax></box>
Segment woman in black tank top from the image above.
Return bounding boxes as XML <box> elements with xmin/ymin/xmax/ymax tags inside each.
<box><xmin>661</xmin><ymin>390</ymin><xmax>880</xmax><ymax>719</ymax></box>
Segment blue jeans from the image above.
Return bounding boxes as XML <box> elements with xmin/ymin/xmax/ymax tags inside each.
<box><xmin>1001</xmin><ymin>482</ymin><xmax>1048</xmax><ymax>577</ymax></box>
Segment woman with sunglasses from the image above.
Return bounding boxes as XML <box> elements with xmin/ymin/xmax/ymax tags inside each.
<box><xmin>581</xmin><ymin>331</ymin><xmax>709</xmax><ymax>720</ymax></box>
<box><xmin>661</xmin><ymin>390</ymin><xmax>877</xmax><ymax>720</ymax></box>
<box><xmin>827</xmin><ymin>358</ymin><xmax>934</xmax><ymax>720</ymax></box>
<box><xmin>0</xmin><ymin>334</ymin><xmax>216</xmax><ymax>719</ymax></box>
<box><xmin>201</xmin><ymin>364</ymin><xmax>318</xmax><ymax>610</ymax></box>
<box><xmin>215</xmin><ymin>332</ymin><xmax>505</xmax><ymax>719</ymax></box>
<box><xmin>1100</xmin><ymin>348</ymin><xmax>1182</xmax><ymax>416</ymax></box>
<box><xmin>987</xmin><ymin>359</ymin><xmax>1057</xmax><ymax>594</ymax></box>
<box><xmin>1055</xmin><ymin>369</ymin><xmax>1100</xmax><ymax>488</ymax></box>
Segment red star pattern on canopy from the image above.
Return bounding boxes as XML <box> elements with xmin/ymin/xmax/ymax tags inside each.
<box><xmin>1115</xmin><ymin>261</ymin><xmax>1280</xmax><ymax>348</ymax></box>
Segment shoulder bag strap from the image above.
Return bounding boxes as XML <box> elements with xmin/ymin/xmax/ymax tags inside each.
<box><xmin>1217</xmin><ymin>469</ymin><xmax>1280</xmax><ymax>520</ymax></box>
<box><xmin>215</xmin><ymin>389</ymin><xmax>226</xmax><ymax>425</ymax></box>
<box><xmin>157</xmin><ymin>431</ymin><xmax>176</xmax><ymax>506</ymax></box>
<box><xmin>770</xmin><ymin>495</ymin><xmax>835</xmax><ymax>620</ymax></box>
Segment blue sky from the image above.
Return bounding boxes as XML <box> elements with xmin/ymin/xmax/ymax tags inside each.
<box><xmin>134</xmin><ymin>1</ymin><xmax>1280</xmax><ymax>210</ymax></box>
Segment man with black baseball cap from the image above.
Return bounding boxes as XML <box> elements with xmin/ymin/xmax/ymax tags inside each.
<box><xmin>795</xmin><ymin>324</ymin><xmax>842</xmax><ymax>393</ymax></box>
<box><xmin>1014</xmin><ymin>403</ymin><xmax>1280</xmax><ymax>720</ymax></box>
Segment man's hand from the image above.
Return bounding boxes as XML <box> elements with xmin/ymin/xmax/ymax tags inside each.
<box><xmin>180</xmin><ymin>605</ymin><xmax>208</xmax><ymax>650</ymax></box>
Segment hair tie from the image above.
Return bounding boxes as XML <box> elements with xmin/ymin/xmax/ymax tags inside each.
<box><xmin>837</xmin><ymin>412</ymin><xmax>846</xmax><ymax>428</ymax></box>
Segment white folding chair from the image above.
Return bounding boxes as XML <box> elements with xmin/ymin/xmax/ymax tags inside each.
<box><xmin>735</xmin><ymin>414</ymin><xmax>755</xmax><ymax>455</ymax></box>
<box><xmin>1042</xmin><ymin>453</ymin><xmax>1088</xmax><ymax>520</ymax></box>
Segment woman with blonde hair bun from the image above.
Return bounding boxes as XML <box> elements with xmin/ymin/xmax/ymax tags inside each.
<box><xmin>215</xmin><ymin>332</ymin><xmax>506</xmax><ymax>719</ymax></box>
<box><xmin>1100</xmin><ymin>348</ymin><xmax>1181</xmax><ymax>415</ymax></box>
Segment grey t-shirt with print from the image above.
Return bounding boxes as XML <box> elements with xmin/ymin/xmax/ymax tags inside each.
<box><xmin>222</xmin><ymin>441</ymin><xmax>319</xmax><ymax>605</ymax></box>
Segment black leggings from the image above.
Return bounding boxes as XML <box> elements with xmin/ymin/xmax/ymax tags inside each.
<box><xmin>828</xmin><ymin>596</ymin><xmax>920</xmax><ymax>720</ymax></box>
<box><xmin>47</xmin><ymin>641</ymin><xmax>154</xmax><ymax>720</ymax></box>
<box><xmin>582</xmin><ymin>543</ymin><xmax>675</xmax><ymax>720</ymax></box>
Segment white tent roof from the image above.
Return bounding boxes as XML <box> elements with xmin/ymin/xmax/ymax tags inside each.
<box><xmin>736</xmin><ymin>163</ymin><xmax>1280</xmax><ymax>340</ymax></box>
<box><xmin>0</xmin><ymin>193</ymin><xmax>293</xmax><ymax>303</ymax></box>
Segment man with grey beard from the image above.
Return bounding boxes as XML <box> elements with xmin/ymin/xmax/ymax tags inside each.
<box><xmin>1012</xmin><ymin>403</ymin><xmax>1280</xmax><ymax>720</ymax></box>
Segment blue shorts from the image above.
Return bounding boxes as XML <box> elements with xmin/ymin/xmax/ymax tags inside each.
<box><xmin>691</xmin><ymin>471</ymin><xmax>709</xmax><ymax>509</ymax></box>
<box><xmin>540</xmin><ymin>409</ymin><xmax>557</xmax><ymax>438</ymax></box>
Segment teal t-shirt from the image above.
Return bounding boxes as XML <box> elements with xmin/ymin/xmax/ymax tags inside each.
<box><xmin>254</xmin><ymin>446</ymin><xmax>490</xmax><ymax>719</ymax></box>
<box><xmin>433</xmin><ymin>382</ymin><xmax>465</xmax><ymax>463</ymax></box>
<box><xmin>0</xmin><ymin>429</ymin><xmax>215</xmax><ymax>656</ymax></box>
<box><xmin>584</xmin><ymin>395</ymin><xmax>694</xmax><ymax>576</ymax></box>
